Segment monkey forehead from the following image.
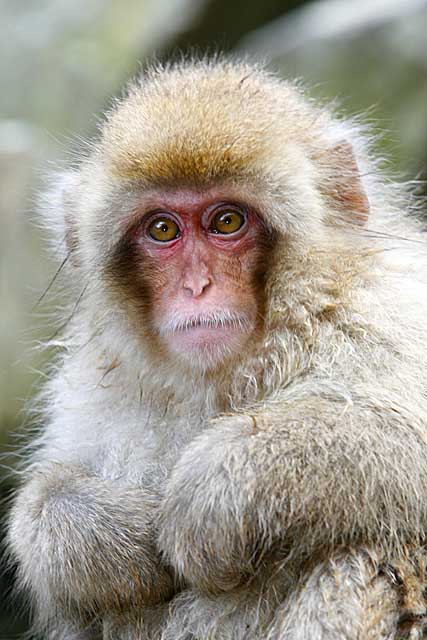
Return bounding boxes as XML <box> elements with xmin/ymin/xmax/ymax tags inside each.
<box><xmin>99</xmin><ymin>61</ymin><xmax>320</xmax><ymax>187</ymax></box>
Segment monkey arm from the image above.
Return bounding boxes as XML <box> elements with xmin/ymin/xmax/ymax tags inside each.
<box><xmin>158</xmin><ymin>394</ymin><xmax>427</xmax><ymax>594</ymax></box>
<box><xmin>8</xmin><ymin>463</ymin><xmax>175</xmax><ymax>623</ymax></box>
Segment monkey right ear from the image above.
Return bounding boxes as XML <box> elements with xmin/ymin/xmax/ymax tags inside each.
<box><xmin>326</xmin><ymin>141</ymin><xmax>370</xmax><ymax>225</ymax></box>
<box><xmin>41</xmin><ymin>171</ymin><xmax>81</xmax><ymax>266</ymax></box>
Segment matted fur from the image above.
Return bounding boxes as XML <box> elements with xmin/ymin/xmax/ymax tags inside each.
<box><xmin>6</xmin><ymin>57</ymin><xmax>427</xmax><ymax>639</ymax></box>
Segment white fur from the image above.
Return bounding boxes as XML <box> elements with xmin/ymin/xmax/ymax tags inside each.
<box><xmin>7</xmin><ymin>58</ymin><xmax>427</xmax><ymax>639</ymax></box>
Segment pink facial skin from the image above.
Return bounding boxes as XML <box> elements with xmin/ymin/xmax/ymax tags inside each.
<box><xmin>134</xmin><ymin>189</ymin><xmax>268</xmax><ymax>369</ymax></box>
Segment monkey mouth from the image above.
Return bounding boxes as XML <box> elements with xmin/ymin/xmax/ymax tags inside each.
<box><xmin>158</xmin><ymin>310</ymin><xmax>255</xmax><ymax>368</ymax></box>
<box><xmin>159</xmin><ymin>311</ymin><xmax>253</xmax><ymax>337</ymax></box>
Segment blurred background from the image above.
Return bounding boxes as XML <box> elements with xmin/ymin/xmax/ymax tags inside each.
<box><xmin>0</xmin><ymin>0</ymin><xmax>426</xmax><ymax>636</ymax></box>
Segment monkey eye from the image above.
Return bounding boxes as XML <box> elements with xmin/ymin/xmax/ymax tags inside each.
<box><xmin>210</xmin><ymin>209</ymin><xmax>246</xmax><ymax>235</ymax></box>
<box><xmin>148</xmin><ymin>216</ymin><xmax>181</xmax><ymax>243</ymax></box>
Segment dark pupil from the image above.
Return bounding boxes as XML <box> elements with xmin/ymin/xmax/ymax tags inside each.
<box><xmin>158</xmin><ymin>222</ymin><xmax>169</xmax><ymax>233</ymax></box>
<box><xmin>223</xmin><ymin>215</ymin><xmax>232</xmax><ymax>224</ymax></box>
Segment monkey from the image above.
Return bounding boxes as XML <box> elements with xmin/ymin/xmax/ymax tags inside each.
<box><xmin>6</xmin><ymin>58</ymin><xmax>427</xmax><ymax>640</ymax></box>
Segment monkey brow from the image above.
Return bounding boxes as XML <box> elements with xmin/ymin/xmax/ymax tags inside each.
<box><xmin>109</xmin><ymin>132</ymin><xmax>260</xmax><ymax>187</ymax></box>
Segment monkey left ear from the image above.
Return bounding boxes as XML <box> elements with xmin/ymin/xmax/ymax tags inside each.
<box><xmin>326</xmin><ymin>141</ymin><xmax>370</xmax><ymax>225</ymax></box>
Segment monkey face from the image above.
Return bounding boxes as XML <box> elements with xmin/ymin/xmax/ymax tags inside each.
<box><xmin>108</xmin><ymin>187</ymin><xmax>269</xmax><ymax>371</ymax></box>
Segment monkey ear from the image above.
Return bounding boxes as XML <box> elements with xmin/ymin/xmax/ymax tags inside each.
<box><xmin>41</xmin><ymin>171</ymin><xmax>81</xmax><ymax>266</ymax></box>
<box><xmin>327</xmin><ymin>141</ymin><xmax>370</xmax><ymax>225</ymax></box>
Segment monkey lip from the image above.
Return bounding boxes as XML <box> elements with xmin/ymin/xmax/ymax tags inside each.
<box><xmin>159</xmin><ymin>312</ymin><xmax>254</xmax><ymax>357</ymax></box>
<box><xmin>175</xmin><ymin>323</ymin><xmax>245</xmax><ymax>345</ymax></box>
<box><xmin>168</xmin><ymin>321</ymin><xmax>252</xmax><ymax>365</ymax></box>
<box><xmin>160</xmin><ymin>312</ymin><xmax>253</xmax><ymax>337</ymax></box>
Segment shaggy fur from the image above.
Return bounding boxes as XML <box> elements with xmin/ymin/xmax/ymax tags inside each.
<box><xmin>7</xmin><ymin>58</ymin><xmax>427</xmax><ymax>639</ymax></box>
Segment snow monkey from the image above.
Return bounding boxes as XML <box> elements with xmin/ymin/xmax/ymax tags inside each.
<box><xmin>7</xmin><ymin>59</ymin><xmax>427</xmax><ymax>639</ymax></box>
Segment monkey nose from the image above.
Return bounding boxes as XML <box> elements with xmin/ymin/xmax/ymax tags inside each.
<box><xmin>182</xmin><ymin>275</ymin><xmax>212</xmax><ymax>298</ymax></box>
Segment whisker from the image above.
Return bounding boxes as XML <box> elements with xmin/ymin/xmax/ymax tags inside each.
<box><xmin>31</xmin><ymin>254</ymin><xmax>70</xmax><ymax>311</ymax></box>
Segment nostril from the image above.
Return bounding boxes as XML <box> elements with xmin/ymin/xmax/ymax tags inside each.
<box><xmin>201</xmin><ymin>279</ymin><xmax>211</xmax><ymax>294</ymax></box>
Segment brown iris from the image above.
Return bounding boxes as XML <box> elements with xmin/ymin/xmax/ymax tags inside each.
<box><xmin>211</xmin><ymin>210</ymin><xmax>245</xmax><ymax>235</ymax></box>
<box><xmin>148</xmin><ymin>216</ymin><xmax>180</xmax><ymax>242</ymax></box>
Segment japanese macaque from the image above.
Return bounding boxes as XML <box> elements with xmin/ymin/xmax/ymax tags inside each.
<box><xmin>7</xmin><ymin>59</ymin><xmax>427</xmax><ymax>640</ymax></box>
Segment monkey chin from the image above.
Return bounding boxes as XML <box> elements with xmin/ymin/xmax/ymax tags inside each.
<box><xmin>169</xmin><ymin>328</ymin><xmax>251</xmax><ymax>371</ymax></box>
